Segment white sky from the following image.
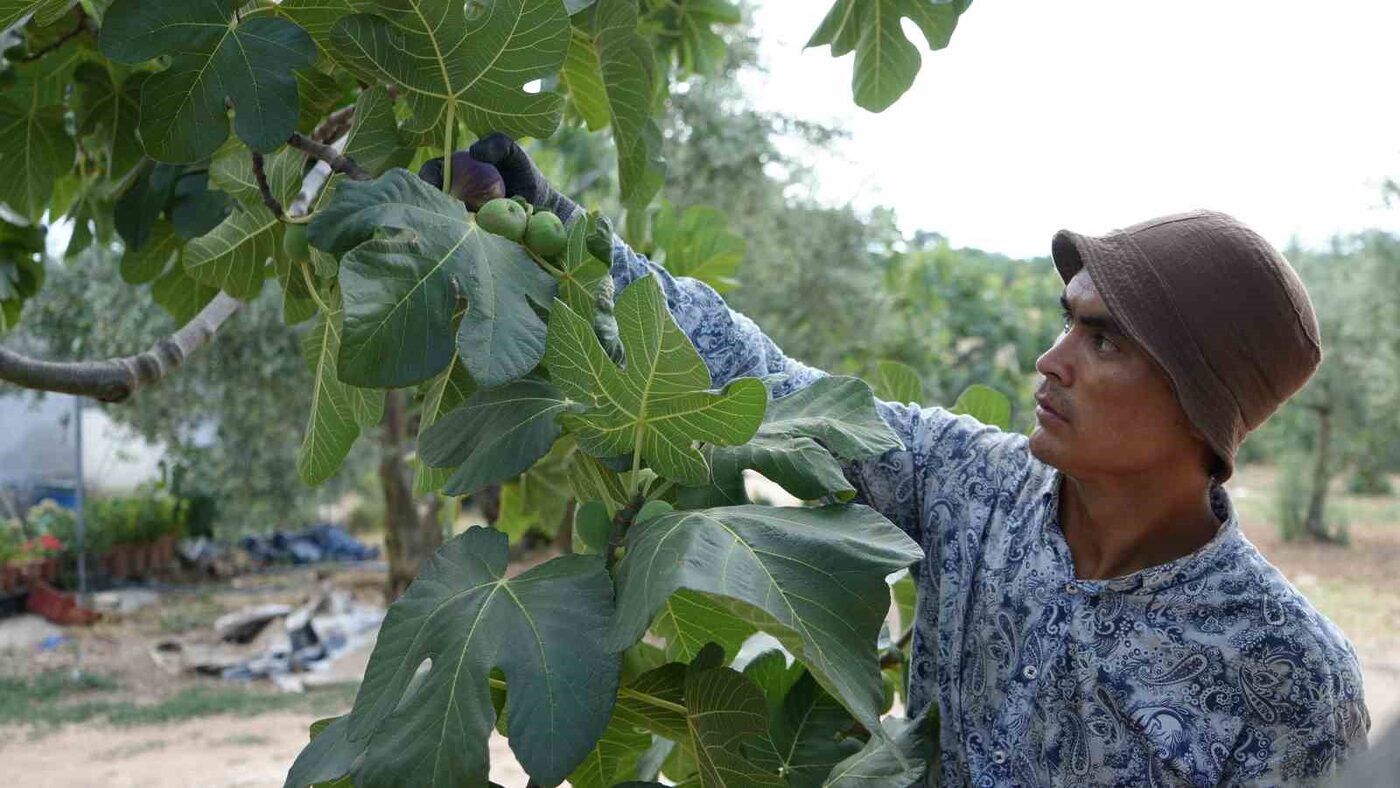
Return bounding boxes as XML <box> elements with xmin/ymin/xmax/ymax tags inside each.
<box><xmin>741</xmin><ymin>0</ymin><xmax>1400</xmax><ymax>258</ymax></box>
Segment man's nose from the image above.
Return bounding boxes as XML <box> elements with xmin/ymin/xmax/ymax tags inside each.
<box><xmin>1035</xmin><ymin>333</ymin><xmax>1072</xmax><ymax>387</ymax></box>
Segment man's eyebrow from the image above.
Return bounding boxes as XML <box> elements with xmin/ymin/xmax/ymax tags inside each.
<box><xmin>1059</xmin><ymin>291</ymin><xmax>1125</xmax><ymax>335</ymax></box>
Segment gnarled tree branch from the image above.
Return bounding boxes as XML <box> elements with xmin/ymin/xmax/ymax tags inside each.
<box><xmin>287</xmin><ymin>132</ymin><xmax>371</xmax><ymax>182</ymax></box>
<box><xmin>0</xmin><ymin>292</ymin><xmax>241</xmax><ymax>403</ymax></box>
<box><xmin>313</xmin><ymin>104</ymin><xmax>356</xmax><ymax>144</ymax></box>
<box><xmin>251</xmin><ymin>151</ymin><xmax>285</xmax><ymax>219</ymax></box>
<box><xmin>2</xmin><ymin>107</ymin><xmax>366</xmax><ymax>404</ymax></box>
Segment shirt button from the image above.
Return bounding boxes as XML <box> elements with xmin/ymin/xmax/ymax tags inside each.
<box><xmin>992</xmin><ymin>749</ymin><xmax>1008</xmax><ymax>764</ymax></box>
<box><xmin>1023</xmin><ymin>665</ymin><xmax>1038</xmax><ymax>680</ymax></box>
<box><xmin>1064</xmin><ymin>582</ymin><xmax>1079</xmax><ymax>594</ymax></box>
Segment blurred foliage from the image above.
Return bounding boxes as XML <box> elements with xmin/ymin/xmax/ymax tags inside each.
<box><xmin>82</xmin><ymin>491</ymin><xmax>188</xmax><ymax>549</ymax></box>
<box><xmin>1238</xmin><ymin>232</ymin><xmax>1400</xmax><ymax>538</ymax></box>
<box><xmin>14</xmin><ymin>245</ymin><xmax>376</xmax><ymax>539</ymax></box>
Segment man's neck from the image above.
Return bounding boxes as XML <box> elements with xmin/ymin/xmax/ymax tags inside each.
<box><xmin>1057</xmin><ymin>465</ymin><xmax>1221</xmax><ymax>580</ymax></box>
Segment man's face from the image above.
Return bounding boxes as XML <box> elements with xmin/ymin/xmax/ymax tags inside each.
<box><xmin>1029</xmin><ymin>269</ymin><xmax>1208</xmax><ymax>480</ymax></box>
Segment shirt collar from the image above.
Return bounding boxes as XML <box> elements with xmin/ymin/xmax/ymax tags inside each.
<box><xmin>1037</xmin><ymin>467</ymin><xmax>1244</xmax><ymax>596</ymax></box>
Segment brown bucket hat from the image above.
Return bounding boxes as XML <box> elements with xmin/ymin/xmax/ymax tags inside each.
<box><xmin>1050</xmin><ymin>209</ymin><xmax>1322</xmax><ymax>482</ymax></box>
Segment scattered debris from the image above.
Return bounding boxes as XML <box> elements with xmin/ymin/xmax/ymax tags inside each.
<box><xmin>91</xmin><ymin>588</ymin><xmax>160</xmax><ymax>615</ymax></box>
<box><xmin>26</xmin><ymin>581</ymin><xmax>98</xmax><ymax>626</ymax></box>
<box><xmin>177</xmin><ymin>538</ymin><xmax>240</xmax><ymax>578</ymax></box>
<box><xmin>214</xmin><ymin>604</ymin><xmax>293</xmax><ymax>644</ymax></box>
<box><xmin>239</xmin><ymin>524</ymin><xmax>379</xmax><ymax>565</ymax></box>
<box><xmin>0</xmin><ymin>613</ymin><xmax>64</xmax><ymax>652</ymax></box>
<box><xmin>37</xmin><ymin>634</ymin><xmax>67</xmax><ymax>652</ymax></box>
<box><xmin>152</xmin><ymin>585</ymin><xmax>382</xmax><ymax>691</ymax></box>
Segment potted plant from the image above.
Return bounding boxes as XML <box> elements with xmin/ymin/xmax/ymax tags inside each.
<box><xmin>24</xmin><ymin>501</ymin><xmax>73</xmax><ymax>585</ymax></box>
<box><xmin>0</xmin><ymin>520</ymin><xmax>21</xmax><ymax>593</ymax></box>
<box><xmin>90</xmin><ymin>499</ymin><xmax>131</xmax><ymax>580</ymax></box>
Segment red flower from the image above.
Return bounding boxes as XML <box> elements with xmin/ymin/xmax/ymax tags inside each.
<box><xmin>40</xmin><ymin>534</ymin><xmax>63</xmax><ymax>552</ymax></box>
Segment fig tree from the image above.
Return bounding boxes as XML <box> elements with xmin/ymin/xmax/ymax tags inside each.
<box><xmin>283</xmin><ymin>223</ymin><xmax>310</xmax><ymax>263</ymax></box>
<box><xmin>524</xmin><ymin>211</ymin><xmax>566</xmax><ymax>259</ymax></box>
<box><xmin>416</xmin><ymin>151</ymin><xmax>505</xmax><ymax>211</ymax></box>
<box><xmin>476</xmin><ymin>198</ymin><xmax>528</xmax><ymax>242</ymax></box>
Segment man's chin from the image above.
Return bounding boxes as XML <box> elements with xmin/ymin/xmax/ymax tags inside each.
<box><xmin>1028</xmin><ymin>429</ymin><xmax>1063</xmax><ymax>468</ymax></box>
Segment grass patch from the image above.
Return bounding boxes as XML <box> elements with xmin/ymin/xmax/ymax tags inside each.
<box><xmin>97</xmin><ymin>739</ymin><xmax>168</xmax><ymax>761</ymax></box>
<box><xmin>0</xmin><ymin>671</ymin><xmax>358</xmax><ymax>733</ymax></box>
<box><xmin>157</xmin><ymin>592</ymin><xmax>228</xmax><ymax>635</ymax></box>
<box><xmin>217</xmin><ymin>733</ymin><xmax>272</xmax><ymax>746</ymax></box>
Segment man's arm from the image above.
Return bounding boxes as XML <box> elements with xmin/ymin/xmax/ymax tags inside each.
<box><xmin>464</xmin><ymin>134</ymin><xmax>1005</xmax><ymax>546</ymax></box>
<box><xmin>1220</xmin><ymin>638</ymin><xmax>1370</xmax><ymax>786</ymax></box>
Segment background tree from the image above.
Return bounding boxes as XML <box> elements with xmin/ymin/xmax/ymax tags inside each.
<box><xmin>13</xmin><ymin>243</ymin><xmax>373</xmax><ymax>534</ymax></box>
<box><xmin>1244</xmin><ymin>231</ymin><xmax>1400</xmax><ymax>541</ymax></box>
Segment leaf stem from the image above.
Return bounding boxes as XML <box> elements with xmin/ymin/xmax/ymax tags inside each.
<box><xmin>605</xmin><ymin>493</ymin><xmax>645</xmax><ymax>573</ymax></box>
<box><xmin>299</xmin><ymin>258</ymin><xmax>332</xmax><ymax>317</ymax></box>
<box><xmin>646</xmin><ymin>479</ymin><xmax>674</xmax><ymax>502</ymax></box>
<box><xmin>524</xmin><ymin>247</ymin><xmax>566</xmax><ymax>278</ymax></box>
<box><xmin>441</xmin><ymin>102</ymin><xmax>455</xmax><ymax>195</ymax></box>
<box><xmin>627</xmin><ymin>425</ymin><xmax>645</xmax><ymax>499</ymax></box>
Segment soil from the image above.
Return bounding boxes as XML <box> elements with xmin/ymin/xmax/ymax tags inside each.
<box><xmin>0</xmin><ymin>712</ymin><xmax>528</xmax><ymax>787</ymax></box>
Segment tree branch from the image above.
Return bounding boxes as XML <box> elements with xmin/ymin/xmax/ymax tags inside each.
<box><xmin>605</xmin><ymin>494</ymin><xmax>645</xmax><ymax>573</ymax></box>
<box><xmin>312</xmin><ymin>104</ymin><xmax>356</xmax><ymax>144</ymax></box>
<box><xmin>287</xmin><ymin>132</ymin><xmax>371</xmax><ymax>182</ymax></box>
<box><xmin>16</xmin><ymin>8</ymin><xmax>88</xmax><ymax>62</ymax></box>
<box><xmin>251</xmin><ymin>151</ymin><xmax>285</xmax><ymax>219</ymax></box>
<box><xmin>0</xmin><ymin>293</ymin><xmax>241</xmax><ymax>403</ymax></box>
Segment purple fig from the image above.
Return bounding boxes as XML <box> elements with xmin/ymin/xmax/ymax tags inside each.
<box><xmin>417</xmin><ymin>151</ymin><xmax>506</xmax><ymax>211</ymax></box>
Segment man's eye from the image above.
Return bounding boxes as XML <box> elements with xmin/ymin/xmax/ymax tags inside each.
<box><xmin>1094</xmin><ymin>334</ymin><xmax>1117</xmax><ymax>352</ymax></box>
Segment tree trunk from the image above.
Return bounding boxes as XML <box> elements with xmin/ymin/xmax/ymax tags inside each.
<box><xmin>1303</xmin><ymin>400</ymin><xmax>1337</xmax><ymax>543</ymax></box>
<box><xmin>381</xmin><ymin>389</ymin><xmax>443</xmax><ymax>601</ymax></box>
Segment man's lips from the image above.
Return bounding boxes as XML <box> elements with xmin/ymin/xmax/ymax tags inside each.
<box><xmin>1035</xmin><ymin>393</ymin><xmax>1069</xmax><ymax>423</ymax></box>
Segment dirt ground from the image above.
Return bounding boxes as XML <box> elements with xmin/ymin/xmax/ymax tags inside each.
<box><xmin>1</xmin><ymin>463</ymin><xmax>1397</xmax><ymax>787</ymax></box>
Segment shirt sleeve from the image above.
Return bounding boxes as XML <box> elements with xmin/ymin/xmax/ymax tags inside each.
<box><xmin>1220</xmin><ymin>638</ymin><xmax>1371</xmax><ymax>785</ymax></box>
<box><xmin>608</xmin><ymin>235</ymin><xmax>930</xmax><ymax>543</ymax></box>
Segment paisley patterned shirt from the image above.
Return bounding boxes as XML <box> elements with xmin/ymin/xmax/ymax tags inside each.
<box><xmin>609</xmin><ymin>237</ymin><xmax>1371</xmax><ymax>786</ymax></box>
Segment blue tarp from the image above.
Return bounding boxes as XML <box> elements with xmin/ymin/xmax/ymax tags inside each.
<box><xmin>239</xmin><ymin>523</ymin><xmax>379</xmax><ymax>564</ymax></box>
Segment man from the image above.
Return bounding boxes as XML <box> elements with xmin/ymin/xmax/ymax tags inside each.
<box><xmin>461</xmin><ymin>133</ymin><xmax>1370</xmax><ymax>786</ymax></box>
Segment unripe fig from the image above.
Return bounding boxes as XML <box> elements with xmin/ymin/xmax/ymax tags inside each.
<box><xmin>476</xmin><ymin>198</ymin><xmax>528</xmax><ymax>241</ymax></box>
<box><xmin>283</xmin><ymin>223</ymin><xmax>310</xmax><ymax>263</ymax></box>
<box><xmin>585</xmin><ymin>214</ymin><xmax>615</xmax><ymax>263</ymax></box>
<box><xmin>881</xmin><ymin>670</ymin><xmax>898</xmax><ymax>714</ymax></box>
<box><xmin>417</xmin><ymin>151</ymin><xmax>505</xmax><ymax>211</ymax></box>
<box><xmin>524</xmin><ymin>211</ymin><xmax>566</xmax><ymax>259</ymax></box>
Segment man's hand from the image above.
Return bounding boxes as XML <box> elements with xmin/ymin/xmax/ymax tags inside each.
<box><xmin>468</xmin><ymin>132</ymin><xmax>579</xmax><ymax>221</ymax></box>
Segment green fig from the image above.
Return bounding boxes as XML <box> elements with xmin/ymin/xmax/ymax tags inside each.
<box><xmin>524</xmin><ymin>211</ymin><xmax>567</xmax><ymax>259</ymax></box>
<box><xmin>475</xmin><ymin>198</ymin><xmax>528</xmax><ymax>241</ymax></box>
<box><xmin>881</xmin><ymin>670</ymin><xmax>899</xmax><ymax>714</ymax></box>
<box><xmin>283</xmin><ymin>223</ymin><xmax>310</xmax><ymax>263</ymax></box>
